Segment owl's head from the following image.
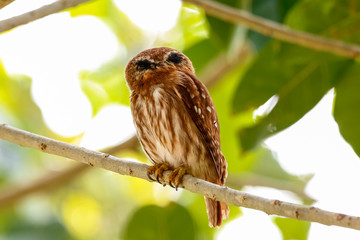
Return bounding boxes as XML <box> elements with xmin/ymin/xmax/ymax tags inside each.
<box><xmin>125</xmin><ymin>47</ymin><xmax>195</xmax><ymax>90</ymax></box>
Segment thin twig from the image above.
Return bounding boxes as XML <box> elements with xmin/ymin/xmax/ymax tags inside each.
<box><xmin>0</xmin><ymin>0</ymin><xmax>15</xmax><ymax>10</ymax></box>
<box><xmin>182</xmin><ymin>0</ymin><xmax>360</xmax><ymax>58</ymax></box>
<box><xmin>0</xmin><ymin>124</ymin><xmax>359</xmax><ymax>230</ymax></box>
<box><xmin>200</xmin><ymin>42</ymin><xmax>251</xmax><ymax>88</ymax></box>
<box><xmin>0</xmin><ymin>0</ymin><xmax>90</xmax><ymax>34</ymax></box>
<box><xmin>0</xmin><ymin>163</ymin><xmax>88</xmax><ymax>207</ymax></box>
<box><xmin>0</xmin><ymin>135</ymin><xmax>138</xmax><ymax>208</ymax></box>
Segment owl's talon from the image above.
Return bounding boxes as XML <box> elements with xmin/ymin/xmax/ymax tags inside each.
<box><xmin>168</xmin><ymin>166</ymin><xmax>187</xmax><ymax>190</ymax></box>
<box><xmin>156</xmin><ymin>175</ymin><xmax>162</xmax><ymax>184</ymax></box>
<box><xmin>147</xmin><ymin>172</ymin><xmax>156</xmax><ymax>181</ymax></box>
<box><xmin>169</xmin><ymin>181</ymin><xmax>175</xmax><ymax>189</ymax></box>
<box><xmin>147</xmin><ymin>165</ymin><xmax>157</xmax><ymax>181</ymax></box>
<box><xmin>147</xmin><ymin>162</ymin><xmax>172</xmax><ymax>184</ymax></box>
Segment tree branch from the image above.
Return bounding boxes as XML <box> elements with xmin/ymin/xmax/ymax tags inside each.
<box><xmin>0</xmin><ymin>0</ymin><xmax>90</xmax><ymax>34</ymax></box>
<box><xmin>182</xmin><ymin>0</ymin><xmax>360</xmax><ymax>58</ymax></box>
<box><xmin>0</xmin><ymin>124</ymin><xmax>359</xmax><ymax>230</ymax></box>
<box><xmin>0</xmin><ymin>163</ymin><xmax>88</xmax><ymax>207</ymax></box>
<box><xmin>200</xmin><ymin>42</ymin><xmax>251</xmax><ymax>88</ymax></box>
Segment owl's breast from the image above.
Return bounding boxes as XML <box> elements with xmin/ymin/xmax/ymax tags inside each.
<box><xmin>131</xmin><ymin>86</ymin><xmax>212</xmax><ymax>175</ymax></box>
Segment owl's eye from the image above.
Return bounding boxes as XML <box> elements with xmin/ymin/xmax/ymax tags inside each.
<box><xmin>136</xmin><ymin>59</ymin><xmax>153</xmax><ymax>71</ymax></box>
<box><xmin>167</xmin><ymin>52</ymin><xmax>183</xmax><ymax>64</ymax></box>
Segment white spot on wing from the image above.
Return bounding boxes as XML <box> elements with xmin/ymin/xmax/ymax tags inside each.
<box><xmin>201</xmin><ymin>93</ymin><xmax>206</xmax><ymax>99</ymax></box>
<box><xmin>207</xmin><ymin>106</ymin><xmax>211</xmax><ymax>113</ymax></box>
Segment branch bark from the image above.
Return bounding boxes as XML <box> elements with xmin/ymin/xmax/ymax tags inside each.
<box><xmin>0</xmin><ymin>0</ymin><xmax>90</xmax><ymax>34</ymax></box>
<box><xmin>0</xmin><ymin>123</ymin><xmax>359</xmax><ymax>230</ymax></box>
<box><xmin>182</xmin><ymin>0</ymin><xmax>360</xmax><ymax>58</ymax></box>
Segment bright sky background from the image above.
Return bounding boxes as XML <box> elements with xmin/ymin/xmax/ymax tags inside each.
<box><xmin>1</xmin><ymin>0</ymin><xmax>360</xmax><ymax>239</ymax></box>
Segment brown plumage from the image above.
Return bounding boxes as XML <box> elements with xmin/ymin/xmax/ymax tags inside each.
<box><xmin>125</xmin><ymin>47</ymin><xmax>229</xmax><ymax>227</ymax></box>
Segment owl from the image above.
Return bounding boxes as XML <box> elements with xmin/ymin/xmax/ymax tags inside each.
<box><xmin>125</xmin><ymin>47</ymin><xmax>229</xmax><ymax>227</ymax></box>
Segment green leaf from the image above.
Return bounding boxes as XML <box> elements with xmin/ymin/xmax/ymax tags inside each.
<box><xmin>273</xmin><ymin>217</ymin><xmax>310</xmax><ymax>240</ymax></box>
<box><xmin>232</xmin><ymin>0</ymin><xmax>358</xmax><ymax>150</ymax></box>
<box><xmin>123</xmin><ymin>203</ymin><xmax>196</xmax><ymax>240</ymax></box>
<box><xmin>234</xmin><ymin>42</ymin><xmax>350</xmax><ymax>150</ymax></box>
<box><xmin>334</xmin><ymin>62</ymin><xmax>360</xmax><ymax>157</ymax></box>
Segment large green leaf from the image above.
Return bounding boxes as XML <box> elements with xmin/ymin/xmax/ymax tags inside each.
<box><xmin>232</xmin><ymin>0</ymin><xmax>358</xmax><ymax>150</ymax></box>
<box><xmin>235</xmin><ymin>42</ymin><xmax>350</xmax><ymax>150</ymax></box>
<box><xmin>273</xmin><ymin>217</ymin><xmax>311</xmax><ymax>240</ymax></box>
<box><xmin>123</xmin><ymin>203</ymin><xmax>196</xmax><ymax>240</ymax></box>
<box><xmin>334</xmin><ymin>62</ymin><xmax>360</xmax><ymax>157</ymax></box>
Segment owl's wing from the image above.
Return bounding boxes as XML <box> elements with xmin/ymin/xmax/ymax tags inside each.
<box><xmin>176</xmin><ymin>71</ymin><xmax>227</xmax><ymax>184</ymax></box>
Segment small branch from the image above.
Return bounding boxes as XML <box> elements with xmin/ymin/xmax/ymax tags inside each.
<box><xmin>0</xmin><ymin>0</ymin><xmax>90</xmax><ymax>34</ymax></box>
<box><xmin>0</xmin><ymin>163</ymin><xmax>88</xmax><ymax>207</ymax></box>
<box><xmin>0</xmin><ymin>124</ymin><xmax>359</xmax><ymax>230</ymax></box>
<box><xmin>0</xmin><ymin>135</ymin><xmax>138</xmax><ymax>208</ymax></box>
<box><xmin>200</xmin><ymin>42</ymin><xmax>251</xmax><ymax>88</ymax></box>
<box><xmin>0</xmin><ymin>0</ymin><xmax>15</xmax><ymax>10</ymax></box>
<box><xmin>182</xmin><ymin>0</ymin><xmax>360</xmax><ymax>58</ymax></box>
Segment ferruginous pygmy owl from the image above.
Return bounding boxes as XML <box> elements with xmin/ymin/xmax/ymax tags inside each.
<box><xmin>125</xmin><ymin>47</ymin><xmax>229</xmax><ymax>227</ymax></box>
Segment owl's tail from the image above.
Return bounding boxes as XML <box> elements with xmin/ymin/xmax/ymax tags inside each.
<box><xmin>205</xmin><ymin>197</ymin><xmax>229</xmax><ymax>227</ymax></box>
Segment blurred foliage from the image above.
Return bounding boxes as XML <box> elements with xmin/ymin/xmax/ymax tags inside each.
<box><xmin>273</xmin><ymin>217</ymin><xmax>311</xmax><ymax>240</ymax></box>
<box><xmin>123</xmin><ymin>203</ymin><xmax>196</xmax><ymax>240</ymax></box>
<box><xmin>0</xmin><ymin>61</ymin><xmax>45</xmax><ymax>133</ymax></box>
<box><xmin>1</xmin><ymin>0</ymin><xmax>360</xmax><ymax>239</ymax></box>
<box><xmin>233</xmin><ymin>0</ymin><xmax>360</xmax><ymax>155</ymax></box>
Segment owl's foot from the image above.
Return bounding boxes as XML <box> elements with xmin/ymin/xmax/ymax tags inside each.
<box><xmin>147</xmin><ymin>162</ymin><xmax>172</xmax><ymax>185</ymax></box>
<box><xmin>168</xmin><ymin>167</ymin><xmax>187</xmax><ymax>191</ymax></box>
